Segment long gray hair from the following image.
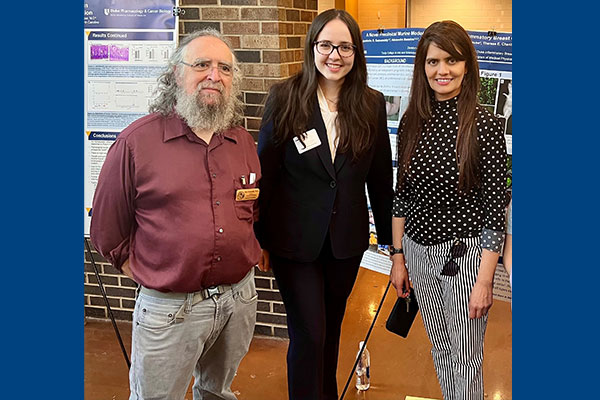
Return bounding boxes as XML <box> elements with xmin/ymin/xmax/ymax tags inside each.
<box><xmin>149</xmin><ymin>28</ymin><xmax>243</xmax><ymax>119</ymax></box>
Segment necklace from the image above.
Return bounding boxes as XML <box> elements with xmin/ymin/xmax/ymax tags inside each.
<box><xmin>319</xmin><ymin>84</ymin><xmax>340</xmax><ymax>106</ymax></box>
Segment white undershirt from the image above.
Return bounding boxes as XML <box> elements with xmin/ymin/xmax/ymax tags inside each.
<box><xmin>316</xmin><ymin>85</ymin><xmax>339</xmax><ymax>163</ymax></box>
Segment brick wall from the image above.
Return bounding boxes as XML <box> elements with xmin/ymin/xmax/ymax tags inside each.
<box><xmin>84</xmin><ymin>0</ymin><xmax>318</xmax><ymax>338</ymax></box>
<box><xmin>84</xmin><ymin>240</ymin><xmax>138</xmax><ymax>321</ymax></box>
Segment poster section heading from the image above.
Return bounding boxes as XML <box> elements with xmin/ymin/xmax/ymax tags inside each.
<box><xmin>84</xmin><ymin>0</ymin><xmax>176</xmax><ymax>29</ymax></box>
<box><xmin>88</xmin><ymin>132</ymin><xmax>119</xmax><ymax>141</ymax></box>
<box><xmin>88</xmin><ymin>31</ymin><xmax>173</xmax><ymax>41</ymax></box>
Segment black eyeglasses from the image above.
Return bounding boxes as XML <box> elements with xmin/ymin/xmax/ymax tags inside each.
<box><xmin>441</xmin><ymin>239</ymin><xmax>467</xmax><ymax>276</ymax></box>
<box><xmin>313</xmin><ymin>41</ymin><xmax>356</xmax><ymax>58</ymax></box>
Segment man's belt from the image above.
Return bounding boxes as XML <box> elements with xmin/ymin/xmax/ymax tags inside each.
<box><xmin>139</xmin><ymin>283</ymin><xmax>232</xmax><ymax>303</ymax></box>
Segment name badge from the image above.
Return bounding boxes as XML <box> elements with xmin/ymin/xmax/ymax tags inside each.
<box><xmin>293</xmin><ymin>129</ymin><xmax>321</xmax><ymax>154</ymax></box>
<box><xmin>235</xmin><ymin>188</ymin><xmax>260</xmax><ymax>201</ymax></box>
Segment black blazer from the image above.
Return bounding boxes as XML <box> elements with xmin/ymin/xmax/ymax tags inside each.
<box><xmin>255</xmin><ymin>91</ymin><xmax>393</xmax><ymax>263</ymax></box>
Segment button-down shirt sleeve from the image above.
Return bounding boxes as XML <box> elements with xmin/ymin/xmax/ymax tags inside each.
<box><xmin>90</xmin><ymin>137</ymin><xmax>136</xmax><ymax>271</ymax></box>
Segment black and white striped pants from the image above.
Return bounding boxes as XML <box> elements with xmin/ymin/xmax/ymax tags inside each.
<box><xmin>403</xmin><ymin>234</ymin><xmax>487</xmax><ymax>400</ymax></box>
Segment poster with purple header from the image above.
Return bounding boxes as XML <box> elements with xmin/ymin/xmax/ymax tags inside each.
<box><xmin>84</xmin><ymin>0</ymin><xmax>178</xmax><ymax>235</ymax></box>
<box><xmin>84</xmin><ymin>0</ymin><xmax>176</xmax><ymax>29</ymax></box>
<box><xmin>359</xmin><ymin>28</ymin><xmax>512</xmax><ymax>301</ymax></box>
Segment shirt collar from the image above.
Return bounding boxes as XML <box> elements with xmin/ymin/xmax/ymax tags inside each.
<box><xmin>162</xmin><ymin>113</ymin><xmax>238</xmax><ymax>144</ymax></box>
<box><xmin>221</xmin><ymin>128</ymin><xmax>238</xmax><ymax>143</ymax></box>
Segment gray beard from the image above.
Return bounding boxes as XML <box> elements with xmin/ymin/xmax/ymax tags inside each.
<box><xmin>175</xmin><ymin>86</ymin><xmax>237</xmax><ymax>133</ymax></box>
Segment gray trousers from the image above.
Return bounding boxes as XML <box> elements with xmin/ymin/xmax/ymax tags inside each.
<box><xmin>129</xmin><ymin>269</ymin><xmax>257</xmax><ymax>400</ymax></box>
<box><xmin>403</xmin><ymin>235</ymin><xmax>488</xmax><ymax>400</ymax></box>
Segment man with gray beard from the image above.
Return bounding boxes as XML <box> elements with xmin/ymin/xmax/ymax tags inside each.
<box><xmin>90</xmin><ymin>29</ymin><xmax>262</xmax><ymax>400</ymax></box>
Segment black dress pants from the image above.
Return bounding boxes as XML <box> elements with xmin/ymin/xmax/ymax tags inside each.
<box><xmin>271</xmin><ymin>239</ymin><xmax>362</xmax><ymax>400</ymax></box>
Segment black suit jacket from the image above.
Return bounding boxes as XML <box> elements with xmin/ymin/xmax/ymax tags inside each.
<box><xmin>255</xmin><ymin>91</ymin><xmax>393</xmax><ymax>262</ymax></box>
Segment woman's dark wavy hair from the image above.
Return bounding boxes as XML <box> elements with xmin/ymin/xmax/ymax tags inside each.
<box><xmin>262</xmin><ymin>9</ymin><xmax>379</xmax><ymax>161</ymax></box>
<box><xmin>397</xmin><ymin>20</ymin><xmax>481</xmax><ymax>193</ymax></box>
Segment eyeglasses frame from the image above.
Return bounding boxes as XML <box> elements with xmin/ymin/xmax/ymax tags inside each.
<box><xmin>179</xmin><ymin>60</ymin><xmax>234</xmax><ymax>76</ymax></box>
<box><xmin>313</xmin><ymin>41</ymin><xmax>357</xmax><ymax>58</ymax></box>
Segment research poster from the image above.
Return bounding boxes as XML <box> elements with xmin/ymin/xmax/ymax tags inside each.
<box><xmin>360</xmin><ymin>28</ymin><xmax>512</xmax><ymax>300</ymax></box>
<box><xmin>84</xmin><ymin>0</ymin><xmax>178</xmax><ymax>235</ymax></box>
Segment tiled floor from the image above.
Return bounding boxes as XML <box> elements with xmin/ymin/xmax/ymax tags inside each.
<box><xmin>85</xmin><ymin>267</ymin><xmax>512</xmax><ymax>400</ymax></box>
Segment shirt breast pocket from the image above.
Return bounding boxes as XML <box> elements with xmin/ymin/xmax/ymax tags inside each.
<box><xmin>233</xmin><ymin>179</ymin><xmax>255</xmax><ymax>221</ymax></box>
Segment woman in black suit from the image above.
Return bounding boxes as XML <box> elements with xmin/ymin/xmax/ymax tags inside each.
<box><xmin>255</xmin><ymin>9</ymin><xmax>393</xmax><ymax>400</ymax></box>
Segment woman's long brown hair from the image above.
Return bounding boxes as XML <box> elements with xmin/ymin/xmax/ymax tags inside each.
<box><xmin>262</xmin><ymin>9</ymin><xmax>379</xmax><ymax>161</ymax></box>
<box><xmin>397</xmin><ymin>20</ymin><xmax>481</xmax><ymax>193</ymax></box>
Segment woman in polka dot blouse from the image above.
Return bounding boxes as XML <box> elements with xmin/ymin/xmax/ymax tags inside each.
<box><xmin>389</xmin><ymin>21</ymin><xmax>507</xmax><ymax>400</ymax></box>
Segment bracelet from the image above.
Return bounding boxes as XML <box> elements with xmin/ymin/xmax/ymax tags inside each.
<box><xmin>390</xmin><ymin>246</ymin><xmax>404</xmax><ymax>255</ymax></box>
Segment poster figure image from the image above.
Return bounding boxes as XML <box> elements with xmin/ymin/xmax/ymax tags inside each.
<box><xmin>478</xmin><ymin>76</ymin><xmax>512</xmax><ymax>154</ymax></box>
<box><xmin>496</xmin><ymin>79</ymin><xmax>512</xmax><ymax>136</ymax></box>
<box><xmin>384</xmin><ymin>95</ymin><xmax>401</xmax><ymax>121</ymax></box>
<box><xmin>478</xmin><ymin>76</ymin><xmax>499</xmax><ymax>114</ymax></box>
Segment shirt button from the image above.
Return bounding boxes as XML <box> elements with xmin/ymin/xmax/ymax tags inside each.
<box><xmin>212</xmin><ymin>173</ymin><xmax>217</xmax><ymax>178</ymax></box>
<box><xmin>216</xmin><ymin>256</ymin><xmax>222</xmax><ymax>261</ymax></box>
<box><xmin>330</xmin><ymin>180</ymin><xmax>336</xmax><ymax>188</ymax></box>
<box><xmin>215</xmin><ymin>200</ymin><xmax>220</xmax><ymax>206</ymax></box>
<box><xmin>218</xmin><ymin>228</ymin><xmax>224</xmax><ymax>233</ymax></box>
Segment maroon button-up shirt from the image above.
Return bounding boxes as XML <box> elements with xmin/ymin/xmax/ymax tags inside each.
<box><xmin>90</xmin><ymin>113</ymin><xmax>261</xmax><ymax>292</ymax></box>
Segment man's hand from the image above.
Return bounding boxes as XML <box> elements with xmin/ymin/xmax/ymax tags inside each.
<box><xmin>258</xmin><ymin>249</ymin><xmax>271</xmax><ymax>272</ymax></box>
<box><xmin>120</xmin><ymin>258</ymin><xmax>135</xmax><ymax>280</ymax></box>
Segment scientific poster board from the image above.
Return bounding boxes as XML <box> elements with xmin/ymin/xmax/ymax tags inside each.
<box><xmin>84</xmin><ymin>0</ymin><xmax>178</xmax><ymax>235</ymax></box>
<box><xmin>360</xmin><ymin>28</ymin><xmax>513</xmax><ymax>300</ymax></box>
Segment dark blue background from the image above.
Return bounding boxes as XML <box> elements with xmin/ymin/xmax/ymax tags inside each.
<box><xmin>2</xmin><ymin>3</ymin><xmax>82</xmax><ymax>397</ymax></box>
<box><xmin>513</xmin><ymin>2</ymin><xmax>598</xmax><ymax>397</ymax></box>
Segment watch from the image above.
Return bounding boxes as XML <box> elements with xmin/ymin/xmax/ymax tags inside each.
<box><xmin>390</xmin><ymin>246</ymin><xmax>404</xmax><ymax>255</ymax></box>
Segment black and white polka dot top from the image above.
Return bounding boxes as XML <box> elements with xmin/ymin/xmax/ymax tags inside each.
<box><xmin>392</xmin><ymin>96</ymin><xmax>507</xmax><ymax>253</ymax></box>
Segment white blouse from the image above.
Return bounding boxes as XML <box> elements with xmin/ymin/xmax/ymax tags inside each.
<box><xmin>317</xmin><ymin>85</ymin><xmax>339</xmax><ymax>163</ymax></box>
